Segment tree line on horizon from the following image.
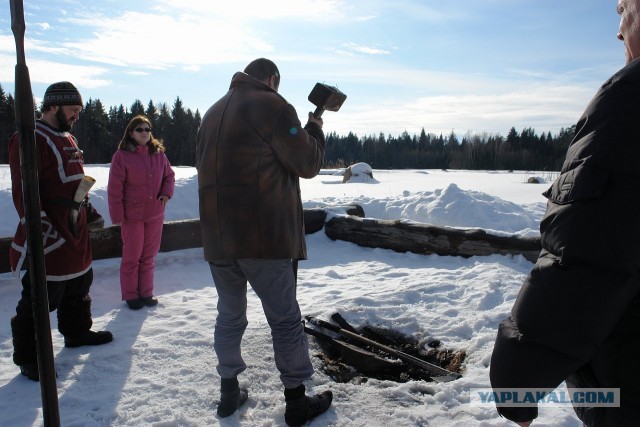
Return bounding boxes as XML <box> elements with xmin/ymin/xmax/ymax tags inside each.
<box><xmin>0</xmin><ymin>83</ymin><xmax>575</xmax><ymax>170</ymax></box>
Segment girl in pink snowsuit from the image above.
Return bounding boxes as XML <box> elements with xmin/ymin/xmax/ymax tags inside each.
<box><xmin>108</xmin><ymin>115</ymin><xmax>175</xmax><ymax>310</ymax></box>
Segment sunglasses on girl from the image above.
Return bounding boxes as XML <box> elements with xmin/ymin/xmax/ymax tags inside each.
<box><xmin>135</xmin><ymin>127</ymin><xmax>152</xmax><ymax>133</ymax></box>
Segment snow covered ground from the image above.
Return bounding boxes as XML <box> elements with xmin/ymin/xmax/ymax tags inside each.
<box><xmin>0</xmin><ymin>166</ymin><xmax>582</xmax><ymax>426</ymax></box>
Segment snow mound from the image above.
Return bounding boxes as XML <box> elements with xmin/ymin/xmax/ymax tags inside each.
<box><xmin>343</xmin><ymin>162</ymin><xmax>377</xmax><ymax>183</ymax></box>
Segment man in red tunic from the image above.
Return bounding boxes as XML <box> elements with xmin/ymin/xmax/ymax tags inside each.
<box><xmin>8</xmin><ymin>81</ymin><xmax>113</xmax><ymax>381</ymax></box>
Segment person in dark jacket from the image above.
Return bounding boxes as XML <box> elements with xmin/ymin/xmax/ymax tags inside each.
<box><xmin>196</xmin><ymin>58</ymin><xmax>333</xmax><ymax>425</ymax></box>
<box><xmin>8</xmin><ymin>81</ymin><xmax>113</xmax><ymax>382</ymax></box>
<box><xmin>490</xmin><ymin>2</ymin><xmax>640</xmax><ymax>426</ymax></box>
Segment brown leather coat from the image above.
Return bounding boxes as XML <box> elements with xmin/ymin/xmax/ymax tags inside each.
<box><xmin>196</xmin><ymin>72</ymin><xmax>325</xmax><ymax>261</ymax></box>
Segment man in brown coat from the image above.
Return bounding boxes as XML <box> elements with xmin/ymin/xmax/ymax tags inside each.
<box><xmin>196</xmin><ymin>58</ymin><xmax>332</xmax><ymax>426</ymax></box>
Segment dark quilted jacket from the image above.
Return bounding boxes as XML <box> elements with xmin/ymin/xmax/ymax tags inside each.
<box><xmin>196</xmin><ymin>72</ymin><xmax>325</xmax><ymax>261</ymax></box>
<box><xmin>490</xmin><ymin>58</ymin><xmax>640</xmax><ymax>426</ymax></box>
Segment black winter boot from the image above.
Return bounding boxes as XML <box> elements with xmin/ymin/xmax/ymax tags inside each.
<box><xmin>18</xmin><ymin>362</ymin><xmax>60</xmax><ymax>382</ymax></box>
<box><xmin>19</xmin><ymin>363</ymin><xmax>40</xmax><ymax>381</ymax></box>
<box><xmin>64</xmin><ymin>330</ymin><xmax>113</xmax><ymax>348</ymax></box>
<box><xmin>58</xmin><ymin>293</ymin><xmax>93</xmax><ymax>337</ymax></box>
<box><xmin>12</xmin><ymin>316</ymin><xmax>60</xmax><ymax>381</ymax></box>
<box><xmin>126</xmin><ymin>299</ymin><xmax>144</xmax><ymax>310</ymax></box>
<box><xmin>58</xmin><ymin>292</ymin><xmax>113</xmax><ymax>347</ymax></box>
<box><xmin>217</xmin><ymin>377</ymin><xmax>248</xmax><ymax>418</ymax></box>
<box><xmin>284</xmin><ymin>385</ymin><xmax>333</xmax><ymax>427</ymax></box>
<box><xmin>10</xmin><ymin>315</ymin><xmax>37</xmax><ymax>366</ymax></box>
<box><xmin>141</xmin><ymin>296</ymin><xmax>158</xmax><ymax>307</ymax></box>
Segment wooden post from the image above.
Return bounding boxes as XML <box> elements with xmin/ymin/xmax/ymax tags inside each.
<box><xmin>10</xmin><ymin>1</ymin><xmax>60</xmax><ymax>425</ymax></box>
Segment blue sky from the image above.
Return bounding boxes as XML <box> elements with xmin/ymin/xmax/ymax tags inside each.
<box><xmin>0</xmin><ymin>0</ymin><xmax>624</xmax><ymax>137</ymax></box>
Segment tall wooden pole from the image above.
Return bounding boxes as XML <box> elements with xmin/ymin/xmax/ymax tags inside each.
<box><xmin>10</xmin><ymin>1</ymin><xmax>61</xmax><ymax>425</ymax></box>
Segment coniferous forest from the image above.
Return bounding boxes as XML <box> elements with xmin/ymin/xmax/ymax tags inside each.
<box><xmin>0</xmin><ymin>83</ymin><xmax>575</xmax><ymax>170</ymax></box>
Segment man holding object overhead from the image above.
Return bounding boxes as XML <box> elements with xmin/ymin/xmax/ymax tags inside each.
<box><xmin>8</xmin><ymin>82</ymin><xmax>113</xmax><ymax>382</ymax></box>
<box><xmin>196</xmin><ymin>58</ymin><xmax>333</xmax><ymax>425</ymax></box>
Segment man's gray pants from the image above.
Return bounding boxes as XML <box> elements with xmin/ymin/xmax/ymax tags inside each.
<box><xmin>209</xmin><ymin>259</ymin><xmax>314</xmax><ymax>389</ymax></box>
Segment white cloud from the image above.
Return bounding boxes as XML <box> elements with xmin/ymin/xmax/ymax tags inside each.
<box><xmin>0</xmin><ymin>35</ymin><xmax>15</xmax><ymax>54</ymax></box>
<box><xmin>342</xmin><ymin>43</ymin><xmax>391</xmax><ymax>55</ymax></box>
<box><xmin>5</xmin><ymin>1</ymin><xmax>464</xmax><ymax>82</ymax></box>
<box><xmin>59</xmin><ymin>11</ymin><xmax>273</xmax><ymax>69</ymax></box>
<box><xmin>327</xmin><ymin>83</ymin><xmax>593</xmax><ymax>137</ymax></box>
<box><xmin>0</xmin><ymin>0</ymin><xmax>619</xmax><ymax>138</ymax></box>
<box><xmin>154</xmin><ymin>0</ymin><xmax>345</xmax><ymax>21</ymax></box>
<box><xmin>0</xmin><ymin>55</ymin><xmax>110</xmax><ymax>88</ymax></box>
<box><xmin>9</xmin><ymin>2</ymin><xmax>352</xmax><ymax>74</ymax></box>
<box><xmin>354</xmin><ymin>15</ymin><xmax>377</xmax><ymax>22</ymax></box>
<box><xmin>125</xmin><ymin>70</ymin><xmax>151</xmax><ymax>76</ymax></box>
<box><xmin>0</xmin><ymin>54</ymin><xmax>15</xmax><ymax>81</ymax></box>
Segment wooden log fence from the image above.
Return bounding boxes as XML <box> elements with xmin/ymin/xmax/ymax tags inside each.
<box><xmin>0</xmin><ymin>205</ymin><xmax>365</xmax><ymax>274</ymax></box>
<box><xmin>0</xmin><ymin>204</ymin><xmax>541</xmax><ymax>274</ymax></box>
<box><xmin>324</xmin><ymin>216</ymin><xmax>541</xmax><ymax>263</ymax></box>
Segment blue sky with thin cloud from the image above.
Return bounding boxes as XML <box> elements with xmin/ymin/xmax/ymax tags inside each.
<box><xmin>0</xmin><ymin>0</ymin><xmax>624</xmax><ymax>137</ymax></box>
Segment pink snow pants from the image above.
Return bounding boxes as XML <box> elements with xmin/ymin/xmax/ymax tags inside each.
<box><xmin>119</xmin><ymin>218</ymin><xmax>164</xmax><ymax>300</ymax></box>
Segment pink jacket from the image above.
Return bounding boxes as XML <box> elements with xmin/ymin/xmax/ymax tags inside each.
<box><xmin>108</xmin><ymin>145</ymin><xmax>175</xmax><ymax>224</ymax></box>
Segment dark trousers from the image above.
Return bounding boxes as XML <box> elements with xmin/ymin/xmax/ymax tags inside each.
<box><xmin>11</xmin><ymin>268</ymin><xmax>94</xmax><ymax>365</ymax></box>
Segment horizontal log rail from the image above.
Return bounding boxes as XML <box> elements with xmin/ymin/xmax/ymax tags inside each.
<box><xmin>0</xmin><ymin>205</ymin><xmax>365</xmax><ymax>274</ymax></box>
<box><xmin>324</xmin><ymin>216</ymin><xmax>541</xmax><ymax>262</ymax></box>
<box><xmin>0</xmin><ymin>205</ymin><xmax>541</xmax><ymax>274</ymax></box>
